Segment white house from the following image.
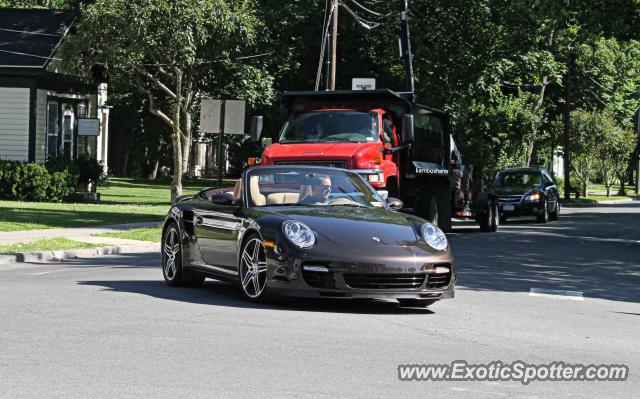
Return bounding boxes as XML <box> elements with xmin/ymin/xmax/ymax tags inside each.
<box><xmin>0</xmin><ymin>9</ymin><xmax>109</xmax><ymax>167</ymax></box>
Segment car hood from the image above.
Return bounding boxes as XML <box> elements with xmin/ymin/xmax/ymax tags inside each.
<box><xmin>263</xmin><ymin>142</ymin><xmax>380</xmax><ymax>163</ymax></box>
<box><xmin>267</xmin><ymin>206</ymin><xmax>420</xmax><ymax>246</ymax></box>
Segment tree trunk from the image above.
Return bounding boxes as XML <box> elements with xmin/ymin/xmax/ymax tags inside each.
<box><xmin>122</xmin><ymin>150</ymin><xmax>130</xmax><ymax>177</ymax></box>
<box><xmin>171</xmin><ymin>127</ymin><xmax>183</xmax><ymax>202</ymax></box>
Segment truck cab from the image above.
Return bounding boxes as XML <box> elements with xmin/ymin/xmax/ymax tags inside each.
<box><xmin>259</xmin><ymin>107</ymin><xmax>401</xmax><ymax>196</ymax></box>
<box><xmin>251</xmin><ymin>90</ymin><xmax>497</xmax><ymax>233</ymax></box>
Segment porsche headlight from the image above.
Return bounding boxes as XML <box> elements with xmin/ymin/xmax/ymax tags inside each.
<box><xmin>282</xmin><ymin>220</ymin><xmax>315</xmax><ymax>248</ymax></box>
<box><xmin>421</xmin><ymin>223</ymin><xmax>448</xmax><ymax>251</ymax></box>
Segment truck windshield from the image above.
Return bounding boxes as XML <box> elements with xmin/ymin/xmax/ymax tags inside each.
<box><xmin>278</xmin><ymin>111</ymin><xmax>379</xmax><ymax>143</ymax></box>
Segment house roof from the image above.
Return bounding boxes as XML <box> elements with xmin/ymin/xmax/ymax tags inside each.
<box><xmin>0</xmin><ymin>9</ymin><xmax>76</xmax><ymax>68</ymax></box>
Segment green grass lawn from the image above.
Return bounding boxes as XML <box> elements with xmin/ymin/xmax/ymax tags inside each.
<box><xmin>100</xmin><ymin>177</ymin><xmax>236</xmax><ymax>205</ymax></box>
<box><xmin>560</xmin><ymin>183</ymin><xmax>638</xmax><ymax>203</ymax></box>
<box><xmin>95</xmin><ymin>226</ymin><xmax>162</xmax><ymax>242</ymax></box>
<box><xmin>0</xmin><ymin>177</ymin><xmax>236</xmax><ymax>232</ymax></box>
<box><xmin>0</xmin><ymin>238</ymin><xmax>107</xmax><ymax>253</ymax></box>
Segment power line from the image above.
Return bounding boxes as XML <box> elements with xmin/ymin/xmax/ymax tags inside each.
<box><xmin>0</xmin><ymin>48</ymin><xmax>60</xmax><ymax>61</ymax></box>
<box><xmin>0</xmin><ymin>27</ymin><xmax>63</xmax><ymax>37</ymax></box>
<box><xmin>341</xmin><ymin>2</ymin><xmax>381</xmax><ymax>30</ymax></box>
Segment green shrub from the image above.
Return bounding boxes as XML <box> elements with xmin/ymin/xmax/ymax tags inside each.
<box><xmin>0</xmin><ymin>160</ymin><xmax>75</xmax><ymax>202</ymax></box>
<box><xmin>46</xmin><ymin>155</ymin><xmax>109</xmax><ymax>189</ymax></box>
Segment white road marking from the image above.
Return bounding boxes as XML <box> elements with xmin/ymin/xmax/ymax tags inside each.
<box><xmin>28</xmin><ymin>268</ymin><xmax>75</xmax><ymax>276</ymax></box>
<box><xmin>529</xmin><ymin>288</ymin><xmax>584</xmax><ymax>301</ymax></box>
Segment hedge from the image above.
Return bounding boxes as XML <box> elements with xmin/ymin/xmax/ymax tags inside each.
<box><xmin>0</xmin><ymin>160</ymin><xmax>75</xmax><ymax>202</ymax></box>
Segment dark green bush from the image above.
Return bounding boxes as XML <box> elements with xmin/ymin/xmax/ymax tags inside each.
<box><xmin>46</xmin><ymin>155</ymin><xmax>109</xmax><ymax>189</ymax></box>
<box><xmin>0</xmin><ymin>160</ymin><xmax>75</xmax><ymax>202</ymax></box>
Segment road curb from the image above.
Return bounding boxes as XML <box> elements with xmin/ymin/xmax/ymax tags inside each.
<box><xmin>561</xmin><ymin>198</ymin><xmax>639</xmax><ymax>207</ymax></box>
<box><xmin>0</xmin><ymin>242</ymin><xmax>160</xmax><ymax>263</ymax></box>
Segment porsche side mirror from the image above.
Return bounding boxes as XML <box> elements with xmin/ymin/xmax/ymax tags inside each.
<box><xmin>250</xmin><ymin>116</ymin><xmax>264</xmax><ymax>143</ymax></box>
<box><xmin>402</xmin><ymin>114</ymin><xmax>414</xmax><ymax>144</ymax></box>
<box><xmin>386</xmin><ymin>197</ymin><xmax>404</xmax><ymax>211</ymax></box>
<box><xmin>211</xmin><ymin>192</ymin><xmax>236</xmax><ymax>206</ymax></box>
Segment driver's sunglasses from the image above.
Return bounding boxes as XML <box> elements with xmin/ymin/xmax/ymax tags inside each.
<box><xmin>314</xmin><ymin>184</ymin><xmax>331</xmax><ymax>191</ymax></box>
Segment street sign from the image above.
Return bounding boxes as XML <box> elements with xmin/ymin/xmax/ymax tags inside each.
<box><xmin>223</xmin><ymin>100</ymin><xmax>246</xmax><ymax>135</ymax></box>
<box><xmin>78</xmin><ymin>118</ymin><xmax>100</xmax><ymax>136</ymax></box>
<box><xmin>352</xmin><ymin>78</ymin><xmax>376</xmax><ymax>91</ymax></box>
<box><xmin>200</xmin><ymin>99</ymin><xmax>223</xmax><ymax>134</ymax></box>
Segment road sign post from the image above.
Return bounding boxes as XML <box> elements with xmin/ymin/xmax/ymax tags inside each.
<box><xmin>200</xmin><ymin>99</ymin><xmax>246</xmax><ymax>187</ymax></box>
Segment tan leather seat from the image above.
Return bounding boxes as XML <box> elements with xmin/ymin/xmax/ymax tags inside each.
<box><xmin>266</xmin><ymin>192</ymin><xmax>300</xmax><ymax>205</ymax></box>
<box><xmin>249</xmin><ymin>175</ymin><xmax>266</xmax><ymax>206</ymax></box>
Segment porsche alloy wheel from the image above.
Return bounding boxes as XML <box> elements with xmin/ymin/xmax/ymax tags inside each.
<box><xmin>239</xmin><ymin>237</ymin><xmax>268</xmax><ymax>300</ymax></box>
<box><xmin>163</xmin><ymin>226</ymin><xmax>181</xmax><ymax>283</ymax></box>
<box><xmin>162</xmin><ymin>223</ymin><xmax>205</xmax><ymax>287</ymax></box>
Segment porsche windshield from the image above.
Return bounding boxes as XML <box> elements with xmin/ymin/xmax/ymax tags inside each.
<box><xmin>246</xmin><ymin>168</ymin><xmax>386</xmax><ymax>208</ymax></box>
<box><xmin>278</xmin><ymin>111</ymin><xmax>379</xmax><ymax>143</ymax></box>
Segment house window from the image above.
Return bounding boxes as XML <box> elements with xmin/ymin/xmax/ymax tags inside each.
<box><xmin>46</xmin><ymin>102</ymin><xmax>59</xmax><ymax>159</ymax></box>
<box><xmin>46</xmin><ymin>100</ymin><xmax>91</xmax><ymax>161</ymax></box>
<box><xmin>61</xmin><ymin>103</ymin><xmax>75</xmax><ymax>160</ymax></box>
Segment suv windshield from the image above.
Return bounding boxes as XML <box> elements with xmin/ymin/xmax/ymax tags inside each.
<box><xmin>493</xmin><ymin>172</ymin><xmax>542</xmax><ymax>189</ymax></box>
<box><xmin>246</xmin><ymin>167</ymin><xmax>386</xmax><ymax>208</ymax></box>
<box><xmin>278</xmin><ymin>110</ymin><xmax>379</xmax><ymax>143</ymax></box>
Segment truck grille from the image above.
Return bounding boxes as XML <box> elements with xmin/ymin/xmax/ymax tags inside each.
<box><xmin>343</xmin><ymin>273</ymin><xmax>427</xmax><ymax>290</ymax></box>
<box><xmin>498</xmin><ymin>195</ymin><xmax>522</xmax><ymax>203</ymax></box>
<box><xmin>275</xmin><ymin>160</ymin><xmax>347</xmax><ymax>169</ymax></box>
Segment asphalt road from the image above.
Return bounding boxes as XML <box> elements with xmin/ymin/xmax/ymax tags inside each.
<box><xmin>1</xmin><ymin>204</ymin><xmax>639</xmax><ymax>398</ymax></box>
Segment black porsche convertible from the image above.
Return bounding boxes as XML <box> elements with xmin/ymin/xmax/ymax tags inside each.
<box><xmin>161</xmin><ymin>165</ymin><xmax>455</xmax><ymax>307</ymax></box>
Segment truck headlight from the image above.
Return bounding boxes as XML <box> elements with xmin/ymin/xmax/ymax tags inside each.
<box><xmin>282</xmin><ymin>220</ymin><xmax>315</xmax><ymax>248</ymax></box>
<box><xmin>421</xmin><ymin>223</ymin><xmax>448</xmax><ymax>251</ymax></box>
<box><xmin>368</xmin><ymin>173</ymin><xmax>384</xmax><ymax>183</ymax></box>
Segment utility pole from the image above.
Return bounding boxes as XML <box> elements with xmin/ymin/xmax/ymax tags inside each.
<box><xmin>400</xmin><ymin>0</ymin><xmax>415</xmax><ymax>100</ymax></box>
<box><xmin>324</xmin><ymin>1</ymin><xmax>333</xmax><ymax>91</ymax></box>
<box><xmin>330</xmin><ymin>0</ymin><xmax>339</xmax><ymax>90</ymax></box>
<box><xmin>563</xmin><ymin>54</ymin><xmax>574</xmax><ymax>200</ymax></box>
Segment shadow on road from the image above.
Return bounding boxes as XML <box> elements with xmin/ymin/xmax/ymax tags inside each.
<box><xmin>450</xmin><ymin>204</ymin><xmax>640</xmax><ymax>303</ymax></box>
<box><xmin>77</xmin><ymin>279</ymin><xmax>436</xmax><ymax>315</ymax></box>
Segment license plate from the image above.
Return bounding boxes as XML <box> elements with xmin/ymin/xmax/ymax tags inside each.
<box><xmin>503</xmin><ymin>204</ymin><xmax>515</xmax><ymax>212</ymax></box>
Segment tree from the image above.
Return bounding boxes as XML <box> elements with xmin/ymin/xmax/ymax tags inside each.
<box><xmin>596</xmin><ymin>117</ymin><xmax>637</xmax><ymax>196</ymax></box>
<box><xmin>63</xmin><ymin>0</ymin><xmax>261</xmax><ymax>201</ymax></box>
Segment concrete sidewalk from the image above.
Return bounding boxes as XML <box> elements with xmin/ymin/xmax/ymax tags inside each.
<box><xmin>0</xmin><ymin>221</ymin><xmax>162</xmax><ymax>244</ymax></box>
<box><xmin>0</xmin><ymin>221</ymin><xmax>162</xmax><ymax>263</ymax></box>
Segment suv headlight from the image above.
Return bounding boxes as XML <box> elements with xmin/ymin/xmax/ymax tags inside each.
<box><xmin>421</xmin><ymin>223</ymin><xmax>448</xmax><ymax>251</ymax></box>
<box><xmin>524</xmin><ymin>192</ymin><xmax>542</xmax><ymax>202</ymax></box>
<box><xmin>282</xmin><ymin>220</ymin><xmax>315</xmax><ymax>248</ymax></box>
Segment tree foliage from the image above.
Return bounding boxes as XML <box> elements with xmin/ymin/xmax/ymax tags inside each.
<box><xmin>62</xmin><ymin>0</ymin><xmax>269</xmax><ymax>201</ymax></box>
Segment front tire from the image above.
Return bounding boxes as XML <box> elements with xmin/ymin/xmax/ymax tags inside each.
<box><xmin>415</xmin><ymin>194</ymin><xmax>439</xmax><ymax>226</ymax></box>
<box><xmin>239</xmin><ymin>235</ymin><xmax>269</xmax><ymax>301</ymax></box>
<box><xmin>162</xmin><ymin>222</ymin><xmax>205</xmax><ymax>287</ymax></box>
<box><xmin>537</xmin><ymin>201</ymin><xmax>549</xmax><ymax>223</ymax></box>
<box><xmin>549</xmin><ymin>201</ymin><xmax>560</xmax><ymax>221</ymax></box>
<box><xmin>479</xmin><ymin>201</ymin><xmax>498</xmax><ymax>232</ymax></box>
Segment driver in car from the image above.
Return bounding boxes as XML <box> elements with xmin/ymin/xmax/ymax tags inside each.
<box><xmin>298</xmin><ymin>175</ymin><xmax>332</xmax><ymax>205</ymax></box>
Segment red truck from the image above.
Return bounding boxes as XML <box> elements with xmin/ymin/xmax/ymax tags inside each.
<box><xmin>249</xmin><ymin>89</ymin><xmax>500</xmax><ymax>232</ymax></box>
